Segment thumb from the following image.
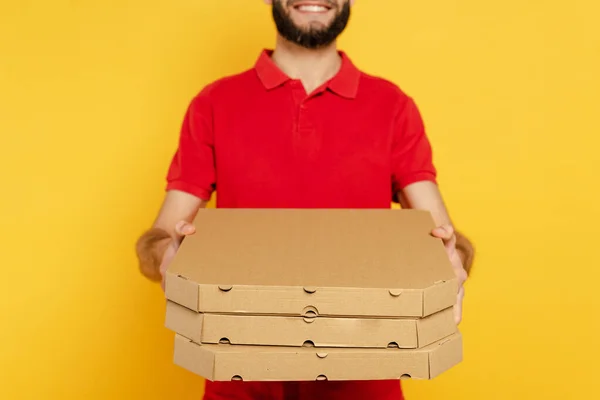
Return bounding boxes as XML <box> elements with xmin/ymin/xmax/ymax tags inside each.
<box><xmin>432</xmin><ymin>224</ymin><xmax>453</xmax><ymax>241</ymax></box>
<box><xmin>454</xmin><ymin>286</ymin><xmax>465</xmax><ymax>325</ymax></box>
<box><xmin>175</xmin><ymin>220</ymin><xmax>196</xmax><ymax>236</ymax></box>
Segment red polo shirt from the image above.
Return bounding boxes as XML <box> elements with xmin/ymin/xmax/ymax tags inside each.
<box><xmin>165</xmin><ymin>49</ymin><xmax>437</xmax><ymax>208</ymax></box>
<box><xmin>165</xmin><ymin>50</ymin><xmax>437</xmax><ymax>400</ymax></box>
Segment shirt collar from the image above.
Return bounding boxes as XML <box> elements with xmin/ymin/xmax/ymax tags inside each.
<box><xmin>254</xmin><ymin>49</ymin><xmax>361</xmax><ymax>99</ymax></box>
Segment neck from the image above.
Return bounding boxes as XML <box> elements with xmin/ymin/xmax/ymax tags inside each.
<box><xmin>271</xmin><ymin>35</ymin><xmax>342</xmax><ymax>94</ymax></box>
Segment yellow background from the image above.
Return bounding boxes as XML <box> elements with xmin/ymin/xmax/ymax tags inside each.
<box><xmin>1</xmin><ymin>0</ymin><xmax>599</xmax><ymax>399</ymax></box>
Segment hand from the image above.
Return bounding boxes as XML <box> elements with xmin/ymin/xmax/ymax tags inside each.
<box><xmin>159</xmin><ymin>221</ymin><xmax>196</xmax><ymax>291</ymax></box>
<box><xmin>432</xmin><ymin>224</ymin><xmax>468</xmax><ymax>325</ymax></box>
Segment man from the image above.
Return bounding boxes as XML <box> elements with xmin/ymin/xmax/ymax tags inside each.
<box><xmin>135</xmin><ymin>0</ymin><xmax>475</xmax><ymax>399</ymax></box>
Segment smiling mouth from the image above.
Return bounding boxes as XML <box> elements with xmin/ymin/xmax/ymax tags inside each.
<box><xmin>292</xmin><ymin>2</ymin><xmax>333</xmax><ymax>13</ymax></box>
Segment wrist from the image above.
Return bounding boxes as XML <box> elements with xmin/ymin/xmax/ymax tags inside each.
<box><xmin>135</xmin><ymin>228</ymin><xmax>173</xmax><ymax>282</ymax></box>
<box><xmin>454</xmin><ymin>232</ymin><xmax>475</xmax><ymax>275</ymax></box>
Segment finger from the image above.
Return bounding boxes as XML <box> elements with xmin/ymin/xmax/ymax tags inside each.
<box><xmin>175</xmin><ymin>221</ymin><xmax>196</xmax><ymax>236</ymax></box>
<box><xmin>159</xmin><ymin>243</ymin><xmax>176</xmax><ymax>277</ymax></box>
<box><xmin>431</xmin><ymin>227</ymin><xmax>447</xmax><ymax>239</ymax></box>
<box><xmin>454</xmin><ymin>302</ymin><xmax>462</xmax><ymax>325</ymax></box>
<box><xmin>431</xmin><ymin>224</ymin><xmax>454</xmax><ymax>240</ymax></box>
<box><xmin>455</xmin><ymin>265</ymin><xmax>468</xmax><ymax>286</ymax></box>
<box><xmin>454</xmin><ymin>312</ymin><xmax>462</xmax><ymax>325</ymax></box>
<box><xmin>448</xmin><ymin>230</ymin><xmax>457</xmax><ymax>246</ymax></box>
<box><xmin>454</xmin><ymin>286</ymin><xmax>465</xmax><ymax>325</ymax></box>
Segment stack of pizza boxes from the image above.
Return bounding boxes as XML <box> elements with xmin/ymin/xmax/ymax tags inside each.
<box><xmin>164</xmin><ymin>208</ymin><xmax>462</xmax><ymax>382</ymax></box>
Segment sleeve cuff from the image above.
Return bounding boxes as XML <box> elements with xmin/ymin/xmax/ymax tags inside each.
<box><xmin>165</xmin><ymin>180</ymin><xmax>213</xmax><ymax>202</ymax></box>
<box><xmin>393</xmin><ymin>171</ymin><xmax>437</xmax><ymax>194</ymax></box>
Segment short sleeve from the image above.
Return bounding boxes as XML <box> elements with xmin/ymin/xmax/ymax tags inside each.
<box><xmin>391</xmin><ymin>96</ymin><xmax>437</xmax><ymax>196</ymax></box>
<box><xmin>165</xmin><ymin>90</ymin><xmax>216</xmax><ymax>201</ymax></box>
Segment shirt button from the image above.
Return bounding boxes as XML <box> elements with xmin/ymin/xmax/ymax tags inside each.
<box><xmin>300</xmin><ymin>104</ymin><xmax>307</xmax><ymax>109</ymax></box>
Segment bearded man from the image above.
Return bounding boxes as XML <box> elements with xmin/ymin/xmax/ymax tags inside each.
<box><xmin>135</xmin><ymin>1</ymin><xmax>475</xmax><ymax>399</ymax></box>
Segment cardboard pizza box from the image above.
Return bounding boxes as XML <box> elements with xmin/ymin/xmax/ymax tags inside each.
<box><xmin>165</xmin><ymin>208</ymin><xmax>458</xmax><ymax>319</ymax></box>
<box><xmin>172</xmin><ymin>332</ymin><xmax>463</xmax><ymax>382</ymax></box>
<box><xmin>165</xmin><ymin>300</ymin><xmax>457</xmax><ymax>349</ymax></box>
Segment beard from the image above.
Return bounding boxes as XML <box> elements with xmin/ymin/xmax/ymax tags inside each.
<box><xmin>271</xmin><ymin>0</ymin><xmax>351</xmax><ymax>49</ymax></box>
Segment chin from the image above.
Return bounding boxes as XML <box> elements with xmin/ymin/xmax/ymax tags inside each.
<box><xmin>292</xmin><ymin>14</ymin><xmax>332</xmax><ymax>24</ymax></box>
<box><xmin>292</xmin><ymin>16</ymin><xmax>332</xmax><ymax>30</ymax></box>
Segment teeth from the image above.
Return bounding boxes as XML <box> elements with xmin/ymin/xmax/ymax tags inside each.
<box><xmin>297</xmin><ymin>5</ymin><xmax>328</xmax><ymax>12</ymax></box>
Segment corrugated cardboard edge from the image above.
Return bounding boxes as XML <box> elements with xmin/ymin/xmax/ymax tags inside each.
<box><xmin>165</xmin><ymin>270</ymin><xmax>457</xmax><ymax>319</ymax></box>
<box><xmin>428</xmin><ymin>333</ymin><xmax>463</xmax><ymax>378</ymax></box>
<box><xmin>423</xmin><ymin>278</ymin><xmax>459</xmax><ymax>317</ymax></box>
<box><xmin>167</xmin><ymin>281</ymin><xmax>452</xmax><ymax>318</ymax></box>
<box><xmin>173</xmin><ymin>334</ymin><xmax>215</xmax><ymax>380</ymax></box>
<box><xmin>196</xmin><ymin>284</ymin><xmax>427</xmax><ymax>318</ymax></box>
<box><xmin>165</xmin><ymin>271</ymin><xmax>199</xmax><ymax>311</ymax></box>
<box><xmin>416</xmin><ymin>307</ymin><xmax>457</xmax><ymax>348</ymax></box>
<box><xmin>165</xmin><ymin>300</ymin><xmax>204</xmax><ymax>344</ymax></box>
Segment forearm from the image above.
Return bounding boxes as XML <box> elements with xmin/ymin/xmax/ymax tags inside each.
<box><xmin>135</xmin><ymin>227</ymin><xmax>173</xmax><ymax>282</ymax></box>
<box><xmin>398</xmin><ymin>181</ymin><xmax>475</xmax><ymax>273</ymax></box>
<box><xmin>135</xmin><ymin>190</ymin><xmax>206</xmax><ymax>281</ymax></box>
